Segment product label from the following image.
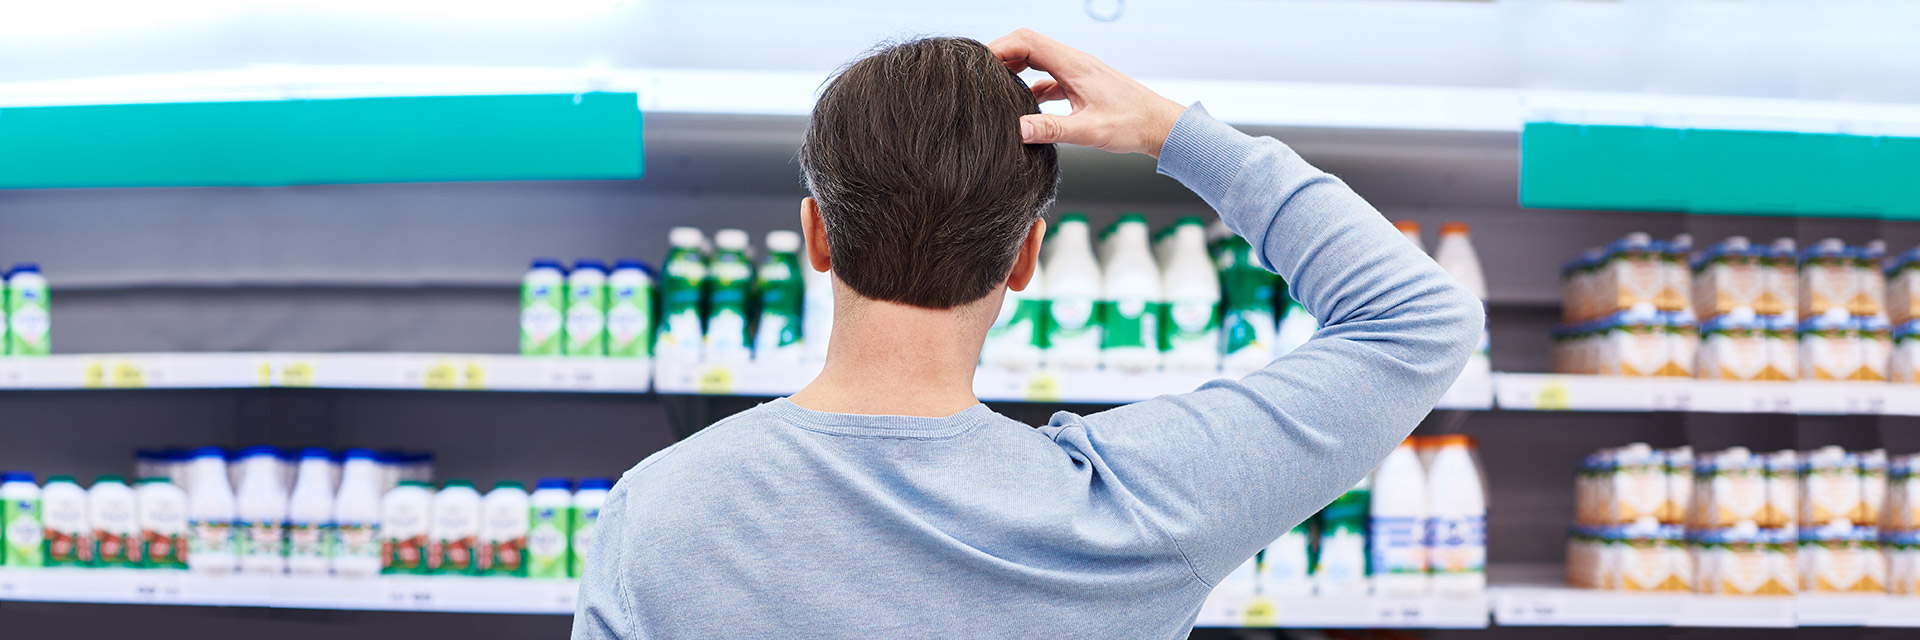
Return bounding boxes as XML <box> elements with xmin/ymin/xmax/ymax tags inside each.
<box><xmin>1369</xmin><ymin>515</ymin><xmax>1429</xmax><ymax>575</ymax></box>
<box><xmin>607</xmin><ymin>285</ymin><xmax>653</xmax><ymax>357</ymax></box>
<box><xmin>519</xmin><ymin>287</ymin><xmax>564</xmax><ymax>356</ymax></box>
<box><xmin>143</xmin><ymin>529</ymin><xmax>187</xmax><ymax>569</ymax></box>
<box><xmin>527</xmin><ymin>505</ymin><xmax>572</xmax><ymax>579</ymax></box>
<box><xmin>1048</xmin><ymin>296</ymin><xmax>1096</xmax><ymax>334</ymax></box>
<box><xmin>238</xmin><ymin>520</ymin><xmax>286</xmax><ymax>559</ymax></box>
<box><xmin>1097</xmin><ymin>298</ymin><xmax>1159</xmax><ymax>350</ymax></box>
<box><xmin>570</xmin><ymin>506</ymin><xmax>601</xmax><ymax>578</ymax></box>
<box><xmin>8</xmin><ymin>291</ymin><xmax>49</xmax><ymax>354</ymax></box>
<box><xmin>489</xmin><ymin>534</ymin><xmax>528</xmax><ymax>577</ymax></box>
<box><xmin>289</xmin><ymin>522</ymin><xmax>331</xmax><ymax>561</ymax></box>
<box><xmin>1223</xmin><ymin>310</ymin><xmax>1276</xmax><ymax>357</ymax></box>
<box><xmin>386</xmin><ymin>532</ymin><xmax>428</xmax><ymax>574</ymax></box>
<box><xmin>436</xmin><ymin>534</ymin><xmax>478</xmax><ymax>575</ymax></box>
<box><xmin>1426</xmin><ymin>515</ymin><xmax>1487</xmax><ymax>575</ymax></box>
<box><xmin>2</xmin><ymin>498</ymin><xmax>45</xmax><ymax>566</ymax></box>
<box><xmin>334</xmin><ymin>523</ymin><xmax>380</xmax><ymax>563</ymax></box>
<box><xmin>565</xmin><ymin>304</ymin><xmax>606</xmax><ymax>355</ymax></box>
<box><xmin>188</xmin><ymin>520</ymin><xmax>234</xmax><ymax>559</ymax></box>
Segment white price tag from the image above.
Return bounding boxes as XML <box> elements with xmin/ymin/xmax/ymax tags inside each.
<box><xmin>1499</xmin><ymin>595</ymin><xmax>1564</xmax><ymax>624</ymax></box>
<box><xmin>1372</xmin><ymin>598</ymin><xmax>1429</xmax><ymax>626</ymax></box>
<box><xmin>1651</xmin><ymin>387</ymin><xmax>1691</xmax><ymax>412</ymax></box>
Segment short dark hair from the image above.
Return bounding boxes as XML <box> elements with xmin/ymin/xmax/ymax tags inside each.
<box><xmin>800</xmin><ymin>37</ymin><xmax>1060</xmax><ymax>310</ymax></box>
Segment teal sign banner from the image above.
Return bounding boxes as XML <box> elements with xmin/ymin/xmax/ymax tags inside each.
<box><xmin>1521</xmin><ymin>123</ymin><xmax>1920</xmax><ymax>220</ymax></box>
<box><xmin>0</xmin><ymin>93</ymin><xmax>642</xmax><ymax>188</ymax></box>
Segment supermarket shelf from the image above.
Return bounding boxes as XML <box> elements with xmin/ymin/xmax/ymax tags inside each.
<box><xmin>1488</xmin><ymin>565</ymin><xmax>1920</xmax><ymax>628</ymax></box>
<box><xmin>0</xmin><ymin>353</ymin><xmax>651</xmax><ymax>393</ymax></box>
<box><xmin>0</xmin><ymin>568</ymin><xmax>577</xmax><ymax>614</ymax></box>
<box><xmin>1492</xmin><ymin>373</ymin><xmax>1920</xmax><ymax>415</ymax></box>
<box><xmin>1195</xmin><ymin>589</ymin><xmax>1489</xmax><ymax>629</ymax></box>
<box><xmin>655</xmin><ymin>360</ymin><xmax>1495</xmax><ymax>409</ymax></box>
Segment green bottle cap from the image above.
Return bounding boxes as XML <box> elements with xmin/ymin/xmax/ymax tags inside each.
<box><xmin>398</xmin><ymin>479</ymin><xmax>432</xmax><ymax>489</ymax></box>
<box><xmin>442</xmin><ymin>479</ymin><xmax>475</xmax><ymax>489</ymax></box>
<box><xmin>492</xmin><ymin>480</ymin><xmax>526</xmax><ymax>491</ymax></box>
<box><xmin>1057</xmin><ymin>212</ymin><xmax>1088</xmax><ymax>224</ymax></box>
<box><xmin>1117</xmin><ymin>212</ymin><xmax>1148</xmax><ymax>225</ymax></box>
<box><xmin>136</xmin><ymin>477</ymin><xmax>174</xmax><ymax>485</ymax></box>
<box><xmin>47</xmin><ymin>475</ymin><xmax>77</xmax><ymax>484</ymax></box>
<box><xmin>96</xmin><ymin>475</ymin><xmax>127</xmax><ymax>485</ymax></box>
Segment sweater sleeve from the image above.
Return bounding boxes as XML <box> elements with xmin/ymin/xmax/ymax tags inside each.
<box><xmin>1041</xmin><ymin>104</ymin><xmax>1483</xmax><ymax>586</ymax></box>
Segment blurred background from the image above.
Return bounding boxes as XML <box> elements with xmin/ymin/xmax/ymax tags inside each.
<box><xmin>2</xmin><ymin>1</ymin><xmax>1920</xmax><ymax>638</ymax></box>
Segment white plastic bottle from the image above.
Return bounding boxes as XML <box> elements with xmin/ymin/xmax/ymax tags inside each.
<box><xmin>134</xmin><ymin>477</ymin><xmax>189</xmax><ymax>570</ymax></box>
<box><xmin>481</xmin><ymin>481</ymin><xmax>531</xmax><ymax>577</ymax></box>
<box><xmin>606</xmin><ymin>259</ymin><xmax>655</xmax><ymax>359</ymax></box>
<box><xmin>1426</xmin><ymin>434</ymin><xmax>1488</xmax><ymax>594</ymax></box>
<box><xmin>1370</xmin><ymin>438</ymin><xmax>1430</xmax><ymax>596</ymax></box>
<box><xmin>6</xmin><ymin>263</ymin><xmax>50</xmax><ymax>356</ymax></box>
<box><xmin>286</xmin><ymin>448</ymin><xmax>335</xmax><ymax>576</ymax></box>
<box><xmin>519</xmin><ymin>258</ymin><xmax>567</xmax><ymax>356</ymax></box>
<box><xmin>331</xmin><ymin>449</ymin><xmax>383</xmax><ymax>578</ymax></box>
<box><xmin>185</xmin><ymin>447</ymin><xmax>238</xmax><ymax>575</ymax></box>
<box><xmin>234</xmin><ymin>446</ymin><xmax>289</xmax><ymax>575</ymax></box>
<box><xmin>1043</xmin><ymin>214</ymin><xmax>1103</xmax><ymax>371</ymax></box>
<box><xmin>381</xmin><ymin>480</ymin><xmax>433</xmax><ymax>575</ymax></box>
<box><xmin>1434</xmin><ymin>222</ymin><xmax>1490</xmax><ymax>375</ymax></box>
<box><xmin>570</xmin><ymin>478</ymin><xmax>612</xmax><ymax>578</ymax></box>
<box><xmin>1159</xmin><ymin>218</ymin><xmax>1221</xmax><ymax>372</ymax></box>
<box><xmin>982</xmin><ymin>258</ymin><xmax>1046</xmax><ymax>372</ymax></box>
<box><xmin>527</xmin><ymin>478</ymin><xmax>574</xmax><ymax>579</ymax></box>
<box><xmin>1274</xmin><ymin>293</ymin><xmax>1318</xmax><ymax>358</ymax></box>
<box><xmin>1394</xmin><ymin>221</ymin><xmax>1425</xmax><ymax>254</ymax></box>
<box><xmin>565</xmin><ymin>259</ymin><xmax>610</xmax><ymax>357</ymax></box>
<box><xmin>88</xmin><ymin>475</ymin><xmax>138</xmax><ymax>568</ymax></box>
<box><xmin>1100</xmin><ymin>214</ymin><xmax>1164</xmax><ymax>372</ymax></box>
<box><xmin>1260</xmin><ymin>521</ymin><xmax>1313</xmax><ymax>597</ymax></box>
<box><xmin>41</xmin><ymin>476</ymin><xmax>90</xmax><ymax>567</ymax></box>
<box><xmin>431</xmin><ymin>480</ymin><xmax>483</xmax><ymax>575</ymax></box>
<box><xmin>1</xmin><ymin>472</ymin><xmax>44</xmax><ymax>567</ymax></box>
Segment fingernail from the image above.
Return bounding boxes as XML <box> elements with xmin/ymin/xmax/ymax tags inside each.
<box><xmin>1020</xmin><ymin>120</ymin><xmax>1033</xmax><ymax>141</ymax></box>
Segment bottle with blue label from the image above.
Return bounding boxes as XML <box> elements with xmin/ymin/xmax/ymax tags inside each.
<box><xmin>1369</xmin><ymin>439</ymin><xmax>1429</xmax><ymax>595</ymax></box>
<box><xmin>565</xmin><ymin>259</ymin><xmax>610</xmax><ymax>357</ymax></box>
<box><xmin>1425</xmin><ymin>434</ymin><xmax>1487</xmax><ymax>594</ymax></box>
<box><xmin>7</xmin><ymin>263</ymin><xmax>50</xmax><ymax>356</ymax></box>
<box><xmin>606</xmin><ymin>260</ymin><xmax>655</xmax><ymax>358</ymax></box>
<box><xmin>520</xmin><ymin>259</ymin><xmax>567</xmax><ymax>356</ymax></box>
<box><xmin>570</xmin><ymin>478</ymin><xmax>612</xmax><ymax>578</ymax></box>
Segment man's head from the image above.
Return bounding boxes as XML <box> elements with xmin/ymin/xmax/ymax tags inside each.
<box><xmin>799</xmin><ymin>36</ymin><xmax>1059</xmax><ymax>310</ymax></box>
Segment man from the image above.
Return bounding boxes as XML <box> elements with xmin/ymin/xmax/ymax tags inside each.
<box><xmin>573</xmin><ymin>30</ymin><xmax>1481</xmax><ymax>639</ymax></box>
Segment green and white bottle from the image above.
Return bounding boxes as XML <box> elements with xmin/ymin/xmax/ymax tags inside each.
<box><xmin>753</xmin><ymin>231</ymin><xmax>806</xmax><ymax>367</ymax></box>
<box><xmin>1218</xmin><ymin>236</ymin><xmax>1278</xmax><ymax>376</ymax></box>
<box><xmin>1098</xmin><ymin>214</ymin><xmax>1163</xmax><ymax>373</ymax></box>
<box><xmin>983</xmin><ymin>258</ymin><xmax>1047</xmax><ymax>372</ymax></box>
<box><xmin>704</xmin><ymin>229</ymin><xmax>755</xmax><ymax>365</ymax></box>
<box><xmin>6</xmin><ymin>263</ymin><xmax>49</xmax><ymax>356</ymax></box>
<box><xmin>657</xmin><ymin>228</ymin><xmax>709</xmax><ymax>366</ymax></box>
<box><xmin>1</xmin><ymin>472</ymin><xmax>43</xmax><ymax>567</ymax></box>
<box><xmin>1159</xmin><ymin>217</ymin><xmax>1221</xmax><ymax>372</ymax></box>
<box><xmin>1043</xmin><ymin>214</ymin><xmax>1101</xmax><ymax>371</ymax></box>
<box><xmin>606</xmin><ymin>260</ymin><xmax>655</xmax><ymax>358</ymax></box>
<box><xmin>519</xmin><ymin>259</ymin><xmax>567</xmax><ymax>356</ymax></box>
<box><xmin>564</xmin><ymin>259</ymin><xmax>609</xmax><ymax>357</ymax></box>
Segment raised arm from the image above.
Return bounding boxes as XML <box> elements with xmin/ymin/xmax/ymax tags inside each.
<box><xmin>992</xmin><ymin>30</ymin><xmax>1483</xmax><ymax>586</ymax></box>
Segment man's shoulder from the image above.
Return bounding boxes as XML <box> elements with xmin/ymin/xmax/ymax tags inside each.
<box><xmin>623</xmin><ymin>402</ymin><xmax>789</xmax><ymax>478</ymax></box>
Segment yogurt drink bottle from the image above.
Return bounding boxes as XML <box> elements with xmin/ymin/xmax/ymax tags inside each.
<box><xmin>1159</xmin><ymin>217</ymin><xmax>1221</xmax><ymax>372</ymax></box>
<box><xmin>606</xmin><ymin>260</ymin><xmax>655</xmax><ymax>358</ymax></box>
<box><xmin>88</xmin><ymin>475</ymin><xmax>138</xmax><ymax>567</ymax></box>
<box><xmin>42</xmin><ymin>475</ymin><xmax>89</xmax><ymax>567</ymax></box>
<box><xmin>381</xmin><ymin>480</ymin><xmax>433</xmax><ymax>575</ymax></box>
<box><xmin>519</xmin><ymin>259</ymin><xmax>567</xmax><ymax>356</ymax></box>
<box><xmin>983</xmin><ymin>258</ymin><xmax>1046</xmax><ymax>372</ymax></box>
<box><xmin>1099</xmin><ymin>214</ymin><xmax>1164</xmax><ymax>372</ymax></box>
<box><xmin>1370</xmin><ymin>439</ymin><xmax>1430</xmax><ymax>596</ymax></box>
<box><xmin>1426</xmin><ymin>434</ymin><xmax>1488</xmax><ymax>594</ymax></box>
<box><xmin>1043</xmin><ymin>214</ymin><xmax>1102</xmax><ymax>371</ymax></box>
<box><xmin>185</xmin><ymin>448</ymin><xmax>238</xmax><ymax>575</ymax></box>
<box><xmin>1434</xmin><ymin>223</ymin><xmax>1490</xmax><ymax>373</ymax></box>
<box><xmin>331</xmin><ymin>449</ymin><xmax>384</xmax><ymax>578</ymax></box>
<box><xmin>234</xmin><ymin>447</ymin><xmax>289</xmax><ymax>575</ymax></box>
<box><xmin>286</xmin><ymin>448</ymin><xmax>336</xmax><ymax>576</ymax></box>
<box><xmin>754</xmin><ymin>231</ymin><xmax>806</xmax><ymax>367</ymax></box>
<box><xmin>705</xmin><ymin>230</ymin><xmax>756</xmax><ymax>365</ymax></box>
<box><xmin>6</xmin><ymin>263</ymin><xmax>49</xmax><ymax>356</ymax></box>
<box><xmin>1</xmin><ymin>472</ymin><xmax>43</xmax><ymax>567</ymax></box>
<box><xmin>527</xmin><ymin>478</ymin><xmax>574</xmax><ymax>578</ymax></box>
<box><xmin>571</xmin><ymin>478</ymin><xmax>612</xmax><ymax>578</ymax></box>
<box><xmin>135</xmin><ymin>477</ymin><xmax>189</xmax><ymax>569</ymax></box>
<box><xmin>481</xmin><ymin>481</ymin><xmax>531</xmax><ymax>577</ymax></box>
<box><xmin>658</xmin><ymin>228</ymin><xmax>710</xmax><ymax>366</ymax></box>
<box><xmin>565</xmin><ymin>259</ymin><xmax>610</xmax><ymax>356</ymax></box>
<box><xmin>1218</xmin><ymin>235</ymin><xmax>1278</xmax><ymax>376</ymax></box>
<box><xmin>430</xmin><ymin>480</ymin><xmax>483</xmax><ymax>575</ymax></box>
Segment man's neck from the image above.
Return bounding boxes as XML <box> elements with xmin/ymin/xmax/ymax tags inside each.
<box><xmin>788</xmin><ymin>286</ymin><xmax>995</xmax><ymax>418</ymax></box>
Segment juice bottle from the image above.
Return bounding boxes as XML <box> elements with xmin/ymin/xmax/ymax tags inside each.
<box><xmin>481</xmin><ymin>481</ymin><xmax>531</xmax><ymax>577</ymax></box>
<box><xmin>519</xmin><ymin>259</ymin><xmax>567</xmax><ymax>356</ymax></box>
<box><xmin>1099</xmin><ymin>214</ymin><xmax>1163</xmax><ymax>373</ymax></box>
<box><xmin>658</xmin><ymin>228</ymin><xmax>710</xmax><ymax>366</ymax></box>
<box><xmin>331</xmin><ymin>449</ymin><xmax>383</xmax><ymax>578</ymax></box>
<box><xmin>564</xmin><ymin>259</ymin><xmax>609</xmax><ymax>357</ymax></box>
<box><xmin>527</xmin><ymin>478</ymin><xmax>574</xmax><ymax>579</ymax></box>
<box><xmin>1043</xmin><ymin>214</ymin><xmax>1102</xmax><ymax>371</ymax></box>
<box><xmin>135</xmin><ymin>477</ymin><xmax>188</xmax><ymax>570</ymax></box>
<box><xmin>571</xmin><ymin>478</ymin><xmax>612</xmax><ymax>578</ymax></box>
<box><xmin>705</xmin><ymin>230</ymin><xmax>755</xmax><ymax>365</ymax></box>
<box><xmin>753</xmin><ymin>231</ymin><xmax>806</xmax><ymax>367</ymax></box>
<box><xmin>606</xmin><ymin>260</ymin><xmax>655</xmax><ymax>358</ymax></box>
<box><xmin>1159</xmin><ymin>217</ymin><xmax>1220</xmax><ymax>372</ymax></box>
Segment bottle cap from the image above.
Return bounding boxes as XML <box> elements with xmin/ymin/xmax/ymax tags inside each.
<box><xmin>8</xmin><ymin>262</ymin><xmax>39</xmax><ymax>275</ymax></box>
<box><xmin>442</xmin><ymin>479</ymin><xmax>475</xmax><ymax>489</ymax></box>
<box><xmin>1</xmin><ymin>471</ymin><xmax>33</xmax><ymax>483</ymax></box>
<box><xmin>1441</xmin><ymin>222</ymin><xmax>1470</xmax><ymax>235</ymax></box>
<box><xmin>298</xmin><ymin>447</ymin><xmax>331</xmax><ymax>460</ymax></box>
<box><xmin>669</xmin><ymin>227</ymin><xmax>706</xmax><ymax>248</ymax></box>
<box><xmin>1430</xmin><ymin>433</ymin><xmax>1475</xmax><ymax>448</ymax></box>
<box><xmin>342</xmin><ymin>448</ymin><xmax>378</xmax><ymax>461</ymax></box>
<box><xmin>237</xmin><ymin>445</ymin><xmax>282</xmax><ymax>459</ymax></box>
<box><xmin>612</xmin><ymin>259</ymin><xmax>647</xmax><ymax>271</ymax></box>
<box><xmin>1117</xmin><ymin>212</ymin><xmax>1148</xmax><ymax>225</ymax></box>
<box><xmin>1057</xmin><ymin>212</ymin><xmax>1088</xmax><ymax>224</ymax></box>
<box><xmin>136</xmin><ymin>476</ymin><xmax>173</xmax><ymax>485</ymax></box>
<box><xmin>397</xmin><ymin>479</ymin><xmax>432</xmax><ymax>489</ymax></box>
<box><xmin>531</xmin><ymin>258</ymin><xmax>565</xmax><ymax>271</ymax></box>
<box><xmin>1177</xmin><ymin>216</ymin><xmax>1205</xmax><ymax>227</ymax></box>
<box><xmin>715</xmin><ymin>229</ymin><xmax>750</xmax><ymax>250</ymax></box>
<box><xmin>492</xmin><ymin>480</ymin><xmax>527</xmax><ymax>491</ymax></box>
<box><xmin>47</xmin><ymin>475</ymin><xmax>77</xmax><ymax>484</ymax></box>
<box><xmin>573</xmin><ymin>258</ymin><xmax>608</xmax><ymax>273</ymax></box>
<box><xmin>536</xmin><ymin>477</ymin><xmax>574</xmax><ymax>491</ymax></box>
<box><xmin>766</xmin><ymin>230</ymin><xmax>802</xmax><ymax>253</ymax></box>
<box><xmin>578</xmin><ymin>478</ymin><xmax>615</xmax><ymax>491</ymax></box>
<box><xmin>96</xmin><ymin>475</ymin><xmax>126</xmax><ymax>484</ymax></box>
<box><xmin>190</xmin><ymin>446</ymin><xmax>227</xmax><ymax>459</ymax></box>
<box><xmin>1393</xmin><ymin>220</ymin><xmax>1421</xmax><ymax>233</ymax></box>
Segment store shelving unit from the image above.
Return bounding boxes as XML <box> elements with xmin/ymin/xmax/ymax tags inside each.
<box><xmin>0</xmin><ymin>569</ymin><xmax>577</xmax><ymax>614</ymax></box>
<box><xmin>0</xmin><ymin>353</ymin><xmax>652</xmax><ymax>393</ymax></box>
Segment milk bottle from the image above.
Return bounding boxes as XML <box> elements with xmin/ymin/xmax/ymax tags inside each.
<box><xmin>286</xmin><ymin>448</ymin><xmax>335</xmax><ymax>576</ymax></box>
<box><xmin>482</xmin><ymin>481</ymin><xmax>531</xmax><ymax>577</ymax></box>
<box><xmin>1427</xmin><ymin>434</ymin><xmax>1487</xmax><ymax>594</ymax></box>
<box><xmin>982</xmin><ymin>257</ymin><xmax>1046</xmax><ymax>372</ymax></box>
<box><xmin>754</xmin><ymin>231</ymin><xmax>806</xmax><ymax>367</ymax></box>
<box><xmin>135</xmin><ymin>477</ymin><xmax>188</xmax><ymax>570</ymax></box>
<box><xmin>1099</xmin><ymin>215</ymin><xmax>1163</xmax><ymax>372</ymax></box>
<box><xmin>1434</xmin><ymin>223</ymin><xmax>1490</xmax><ymax>375</ymax></box>
<box><xmin>88</xmin><ymin>476</ymin><xmax>138</xmax><ymax>567</ymax></box>
<box><xmin>565</xmin><ymin>259</ymin><xmax>609</xmax><ymax>357</ymax></box>
<box><xmin>1043</xmin><ymin>214</ymin><xmax>1102</xmax><ymax>371</ymax></box>
<box><xmin>606</xmin><ymin>259</ymin><xmax>655</xmax><ymax>358</ymax></box>
<box><xmin>185</xmin><ymin>448</ymin><xmax>238</xmax><ymax>575</ymax></box>
<box><xmin>42</xmin><ymin>475</ymin><xmax>88</xmax><ymax>567</ymax></box>
<box><xmin>1260</xmin><ymin>521</ymin><xmax>1313</xmax><ymax>597</ymax></box>
<box><xmin>1394</xmin><ymin>221</ymin><xmax>1425</xmax><ymax>253</ymax></box>
<box><xmin>6</xmin><ymin>263</ymin><xmax>50</xmax><ymax>356</ymax></box>
<box><xmin>704</xmin><ymin>229</ymin><xmax>755</xmax><ymax>365</ymax></box>
<box><xmin>1</xmin><ymin>472</ymin><xmax>42</xmax><ymax>567</ymax></box>
<box><xmin>1315</xmin><ymin>477</ymin><xmax>1370</xmax><ymax>596</ymax></box>
<box><xmin>331</xmin><ymin>449</ymin><xmax>383</xmax><ymax>578</ymax></box>
<box><xmin>1159</xmin><ymin>218</ymin><xmax>1221</xmax><ymax>372</ymax></box>
<box><xmin>431</xmin><ymin>480</ymin><xmax>483</xmax><ymax>575</ymax></box>
<box><xmin>1218</xmin><ymin>235</ymin><xmax>1278</xmax><ymax>375</ymax></box>
<box><xmin>1370</xmin><ymin>439</ymin><xmax>1430</xmax><ymax>596</ymax></box>
<box><xmin>527</xmin><ymin>478</ymin><xmax>573</xmax><ymax>578</ymax></box>
<box><xmin>658</xmin><ymin>227</ymin><xmax>709</xmax><ymax>365</ymax></box>
<box><xmin>234</xmin><ymin>447</ymin><xmax>288</xmax><ymax>575</ymax></box>
<box><xmin>571</xmin><ymin>478</ymin><xmax>612</xmax><ymax>578</ymax></box>
<box><xmin>519</xmin><ymin>259</ymin><xmax>567</xmax><ymax>356</ymax></box>
<box><xmin>381</xmin><ymin>480</ymin><xmax>433</xmax><ymax>575</ymax></box>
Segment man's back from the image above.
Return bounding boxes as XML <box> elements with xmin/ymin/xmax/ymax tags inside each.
<box><xmin>578</xmin><ymin>400</ymin><xmax>1208</xmax><ymax>638</ymax></box>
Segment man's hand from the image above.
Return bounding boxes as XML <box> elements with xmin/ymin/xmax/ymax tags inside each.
<box><xmin>988</xmin><ymin>29</ymin><xmax>1187</xmax><ymax>158</ymax></box>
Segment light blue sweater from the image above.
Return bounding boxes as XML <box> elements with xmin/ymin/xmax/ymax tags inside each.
<box><xmin>571</xmin><ymin>105</ymin><xmax>1483</xmax><ymax>639</ymax></box>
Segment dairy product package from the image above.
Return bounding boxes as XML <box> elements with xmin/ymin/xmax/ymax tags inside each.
<box><xmin>431</xmin><ymin>480</ymin><xmax>483</xmax><ymax>575</ymax></box>
<box><xmin>1710</xmin><ymin>448</ymin><xmax>1767</xmax><ymax>528</ymax></box>
<box><xmin>1561</xmin><ymin>248</ymin><xmax>1606</xmax><ymax>324</ymax></box>
<box><xmin>1893</xmin><ymin>321</ymin><xmax>1920</xmax><ymax>382</ymax></box>
<box><xmin>1617</xmin><ymin>523</ymin><xmax>1689</xmax><ymax>592</ymax></box>
<box><xmin>1599</xmin><ymin>234</ymin><xmax>1666</xmax><ymax>317</ymax></box>
<box><xmin>1800</xmin><ymin>239</ymin><xmax>1857</xmax><ymax>320</ymax></box>
<box><xmin>1698</xmin><ymin>312</ymin><xmax>1767</xmax><ymax>380</ymax></box>
<box><xmin>1660</xmin><ymin>235</ymin><xmax>1693</xmax><ymax>312</ymax></box>
<box><xmin>1888</xmin><ymin>529</ymin><xmax>1920</xmax><ymax>594</ymax></box>
<box><xmin>657</xmin><ymin>228</ymin><xmax>709</xmax><ymax>366</ymax></box>
<box><xmin>1799</xmin><ymin>312</ymin><xmax>1861</xmax><ymax>381</ymax></box>
<box><xmin>1312</xmin><ymin>478</ymin><xmax>1369</xmax><ymax>596</ymax></box>
<box><xmin>563</xmin><ymin>259</ymin><xmax>609</xmax><ymax>357</ymax></box>
<box><xmin>1762</xmin><ymin>314</ymin><xmax>1800</xmax><ymax>381</ymax></box>
<box><xmin>381</xmin><ymin>480</ymin><xmax>433</xmax><ymax>575</ymax></box>
<box><xmin>1612</xmin><ymin>444</ymin><xmax>1666</xmax><ymax>524</ymax></box>
<box><xmin>753</xmin><ymin>233</ymin><xmax>805</xmax><ymax>366</ymax></box>
<box><xmin>606</xmin><ymin>260</ymin><xmax>656</xmax><ymax>359</ymax></box>
<box><xmin>1661</xmin><ymin>310</ymin><xmax>1698</xmax><ymax>377</ymax></box>
<box><xmin>1369</xmin><ymin>440</ymin><xmax>1429</xmax><ymax>596</ymax></box>
<box><xmin>1692</xmin><ymin>525</ymin><xmax>1796</xmax><ymax>596</ymax></box>
<box><xmin>1859</xmin><ymin>449</ymin><xmax>1888</xmax><ymax>527</ymax></box>
<box><xmin>704</xmin><ymin>230</ymin><xmax>756</xmax><ymax>365</ymax></box>
<box><xmin>1889</xmin><ymin>455</ymin><xmax>1920</xmax><ymax>531</ymax></box>
<box><xmin>1855</xmin><ymin>315</ymin><xmax>1892</xmax><ymax>381</ymax></box>
<box><xmin>1663</xmin><ymin>447</ymin><xmax>1693</xmax><ymax>525</ymax></box>
<box><xmin>1760</xmin><ymin>450</ymin><xmax>1800</xmax><ymax>529</ymax></box>
<box><xmin>1759</xmin><ymin>238</ymin><xmax>1800</xmax><ymax>318</ymax></box>
<box><xmin>1693</xmin><ymin>237</ymin><xmax>1763</xmax><ymax>318</ymax></box>
<box><xmin>1855</xmin><ymin>241</ymin><xmax>1887</xmax><ymax>318</ymax></box>
<box><xmin>1566</xmin><ymin>527</ymin><xmax>1607</xmax><ymax>589</ymax></box>
<box><xmin>519</xmin><ymin>259</ymin><xmax>567</xmax><ymax>356</ymax></box>
<box><xmin>1801</xmin><ymin>446</ymin><xmax>1859</xmax><ymax>528</ymax></box>
<box><xmin>1258</xmin><ymin>522</ymin><xmax>1313</xmax><ymax>597</ymax></box>
<box><xmin>1801</xmin><ymin>524</ymin><xmax>1883</xmax><ymax>593</ymax></box>
<box><xmin>1043</xmin><ymin>214</ymin><xmax>1102</xmax><ymax>371</ymax></box>
<box><xmin>1598</xmin><ymin>309</ymin><xmax>1668</xmax><ymax>377</ymax></box>
<box><xmin>1575</xmin><ymin>452</ymin><xmax>1609</xmax><ymax>526</ymax></box>
<box><xmin>1889</xmin><ymin>248</ymin><xmax>1920</xmax><ymax>325</ymax></box>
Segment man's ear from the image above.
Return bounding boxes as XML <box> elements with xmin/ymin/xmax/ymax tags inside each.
<box><xmin>800</xmin><ymin>197</ymin><xmax>832</xmax><ymax>273</ymax></box>
<box><xmin>1006</xmin><ymin>218</ymin><xmax>1047</xmax><ymax>292</ymax></box>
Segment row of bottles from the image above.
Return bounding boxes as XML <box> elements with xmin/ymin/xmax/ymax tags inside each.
<box><xmin>521</xmin><ymin>259</ymin><xmax>657</xmax><ymax>358</ymax></box>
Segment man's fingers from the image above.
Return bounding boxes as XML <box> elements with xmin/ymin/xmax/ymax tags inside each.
<box><xmin>1019</xmin><ymin>113</ymin><xmax>1073</xmax><ymax>145</ymax></box>
<box><xmin>989</xmin><ymin>28</ymin><xmax>1082</xmax><ymax>77</ymax></box>
<box><xmin>1029</xmin><ymin>78</ymin><xmax>1067</xmax><ymax>104</ymax></box>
